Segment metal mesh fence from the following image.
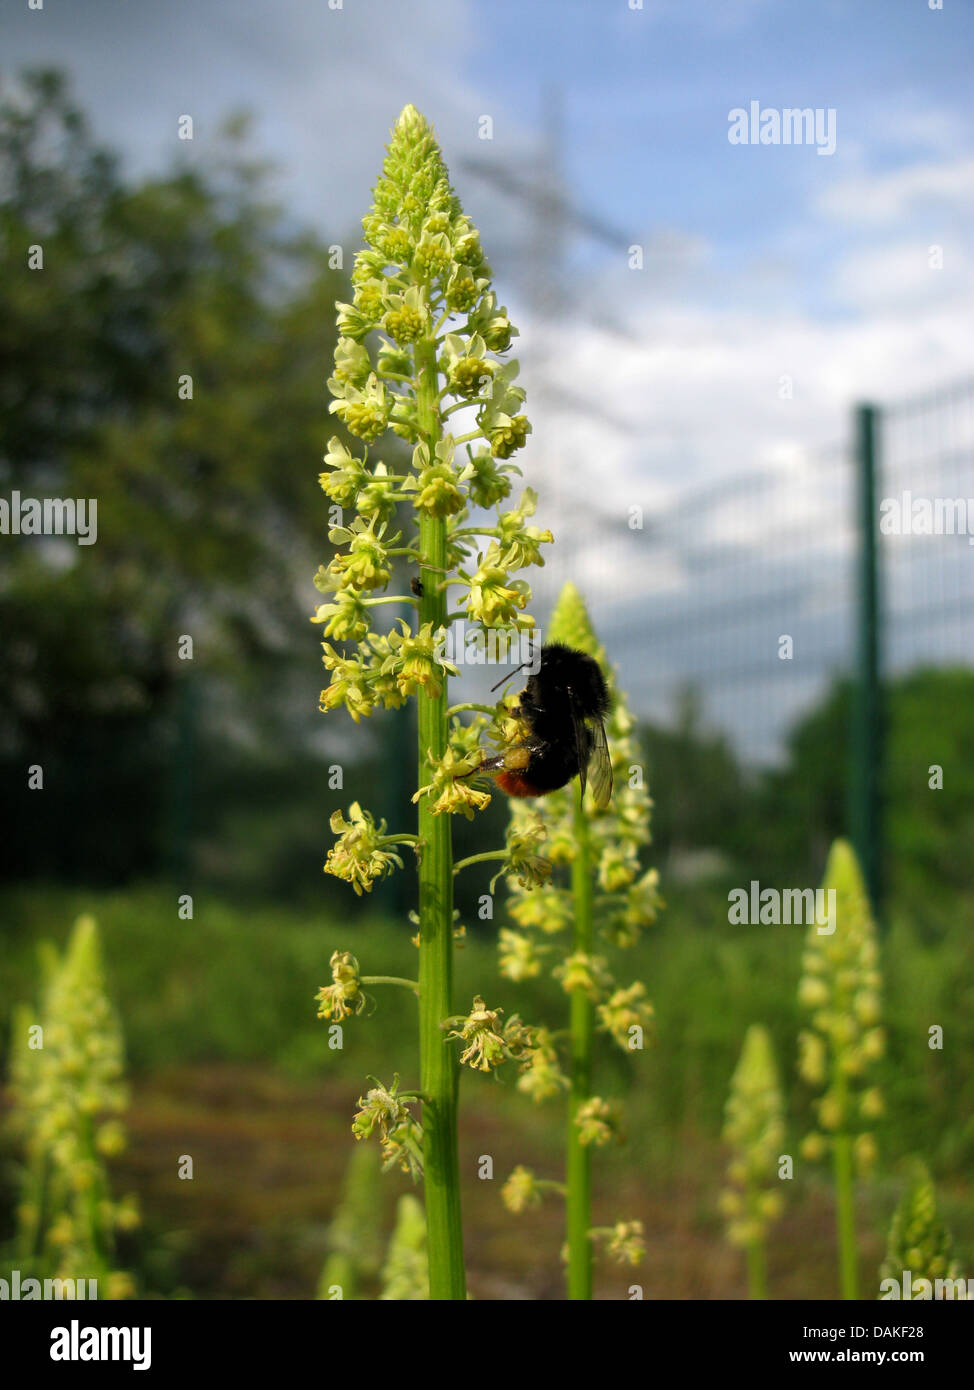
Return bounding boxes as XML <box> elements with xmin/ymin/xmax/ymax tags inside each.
<box><xmin>541</xmin><ymin>376</ymin><xmax>974</xmax><ymax>771</ymax></box>
<box><xmin>881</xmin><ymin>377</ymin><xmax>974</xmax><ymax>675</ymax></box>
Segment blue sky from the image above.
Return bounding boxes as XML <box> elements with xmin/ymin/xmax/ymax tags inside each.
<box><xmin>472</xmin><ymin>0</ymin><xmax>972</xmax><ymax>256</ymax></box>
<box><xmin>6</xmin><ymin>0</ymin><xmax>971</xmax><ymax>358</ymax></box>
<box><xmin>6</xmin><ymin>1</ymin><xmax>972</xmax><ymax>268</ymax></box>
<box><xmin>5</xmin><ymin>0</ymin><xmax>973</xmax><ymax>751</ymax></box>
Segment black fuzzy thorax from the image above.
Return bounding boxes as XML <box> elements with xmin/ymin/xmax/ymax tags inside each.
<box><xmin>526</xmin><ymin>644</ymin><xmax>609</xmax><ymax>720</ymax></box>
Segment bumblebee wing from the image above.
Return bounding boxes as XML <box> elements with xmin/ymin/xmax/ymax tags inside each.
<box><xmin>586</xmin><ymin>717</ymin><xmax>613</xmax><ymax>810</ymax></box>
<box><xmin>569</xmin><ymin>701</ymin><xmax>590</xmax><ymax>800</ymax></box>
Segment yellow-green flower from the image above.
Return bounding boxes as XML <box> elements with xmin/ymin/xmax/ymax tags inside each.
<box><xmin>597</xmin><ymin>841</ymin><xmax>640</xmax><ymax>892</ymax></box>
<box><xmin>798</xmin><ymin>840</ymin><xmax>883</xmax><ymax>1163</ymax></box>
<box><xmin>880</xmin><ymin>1161</ymin><xmax>967</xmax><ymax>1297</ymax></box>
<box><xmin>94</xmin><ymin>1121</ymin><xmax>127</xmax><ymax>1158</ymax></box>
<box><xmin>381</xmin><ymin>621</ymin><xmax>458</xmax><ymax>699</ymax></box>
<box><xmin>502</xmin><ymin>1165</ymin><xmax>543</xmax><ymax>1213</ymax></box>
<box><xmin>515</xmin><ymin>1028</ymin><xmax>569</xmax><ymax>1102</ymax></box>
<box><xmin>331</xmin><ymin>336</ymin><xmax>372</xmax><ymax>387</ymax></box>
<box><xmin>597</xmin><ymin>982</ymin><xmax>654</xmax><ymax>1050</ymax></box>
<box><xmin>498</xmin><ymin>928</ymin><xmax>547</xmax><ymax>982</ymax></box>
<box><xmin>329</xmin><ymin>374</ymin><xmax>390</xmax><ymax>442</ymax></box>
<box><xmin>319</xmin><ymin>647</ymin><xmax>376</xmax><ymax>722</ymax></box>
<box><xmin>721</xmin><ymin>1025</ymin><xmax>786</xmax><ymax>1253</ymax></box>
<box><xmin>383</xmin><ymin>286</ymin><xmax>429</xmax><ymax>343</ymax></box>
<box><xmin>448</xmin><ymin>997</ymin><xmax>508</xmax><ymax>1073</ymax></box>
<box><xmin>311</xmin><ymin>591</ymin><xmax>371</xmax><ymax>644</ymax></box>
<box><xmin>797</xmin><ymin>1029</ymin><xmax>827</xmax><ymax>1087</ymax></box>
<box><xmin>489</xmin><ymin>412</ymin><xmax>530</xmax><ymax>459</ymax></box>
<box><xmin>575</xmin><ymin>1097</ymin><xmax>623</xmax><ymax>1148</ymax></box>
<box><xmin>326</xmin><ymin>517</ymin><xmax>395</xmax><ymax>593</ymax></box>
<box><xmin>602</xmin><ymin>1220</ymin><xmax>645</xmax><ymax>1267</ymax></box>
<box><xmin>352</xmin><ymin>1075</ymin><xmax>415</xmax><ymax>1142</ymax></box>
<box><xmin>412</xmin><ymin>744</ymin><xmax>490</xmax><ymax>819</ymax></box>
<box><xmin>318</xmin><ymin>437</ymin><xmax>369</xmax><ymax>506</ymax></box>
<box><xmin>494</xmin><ymin>489</ymin><xmax>553</xmax><ymax>568</ymax></box>
<box><xmin>462</xmin><ymin>447</ymin><xmax>516</xmax><ymax>508</ymax></box>
<box><xmin>315</xmin><ymin>951</ymin><xmax>371</xmax><ymax>1021</ymax></box>
<box><xmin>413</xmin><ymin>464</ymin><xmax>465</xmax><ymax>518</ymax></box>
<box><xmin>464</xmin><ymin>546</ymin><xmax>532</xmax><ymax>626</ymax></box>
<box><xmin>508</xmin><ymin>885</ymin><xmax>572</xmax><ymax>934</ymax></box>
<box><xmin>502</xmin><ymin>819</ymin><xmax>552</xmax><ymax>889</ymax></box>
<box><xmin>324</xmin><ymin>803</ymin><xmax>405</xmax><ymax>896</ymax></box>
<box><xmin>6</xmin><ymin>916</ymin><xmax>136</xmax><ymax>1293</ymax></box>
<box><xmin>553</xmin><ymin>951</ymin><xmax>610</xmax><ymax>999</ymax></box>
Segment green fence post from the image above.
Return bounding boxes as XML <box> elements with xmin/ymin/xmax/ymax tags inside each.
<box><xmin>849</xmin><ymin>402</ymin><xmax>883</xmax><ymax>915</ymax></box>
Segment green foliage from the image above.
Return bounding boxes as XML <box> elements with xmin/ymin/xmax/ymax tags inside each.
<box><xmin>3</xmin><ymin>880</ymin><xmax>973</xmax><ymax>1173</ymax></box>
<box><xmin>0</xmin><ymin>68</ymin><xmax>352</xmax><ymax>889</ymax></box>
<box><xmin>639</xmin><ymin>669</ymin><xmax>974</xmax><ymax>916</ymax></box>
<box><xmin>641</xmin><ymin>687</ymin><xmax>751</xmax><ymax>867</ymax></box>
<box><xmin>758</xmin><ymin>668</ymin><xmax>974</xmax><ymax>903</ymax></box>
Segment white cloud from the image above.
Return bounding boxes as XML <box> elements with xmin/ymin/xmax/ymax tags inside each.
<box><xmin>832</xmin><ymin>240</ymin><xmax>971</xmax><ymax>311</ymax></box>
<box><xmin>817</xmin><ymin>156</ymin><xmax>974</xmax><ymax>225</ymax></box>
<box><xmin>517</xmin><ymin>234</ymin><xmax>974</xmax><ymax>631</ymax></box>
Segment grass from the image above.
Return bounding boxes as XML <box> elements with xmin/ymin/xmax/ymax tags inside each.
<box><xmin>1</xmin><ymin>880</ymin><xmax>972</xmax><ymax>1297</ymax></box>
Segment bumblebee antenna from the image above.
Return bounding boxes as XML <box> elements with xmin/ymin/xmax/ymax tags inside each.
<box><xmin>490</xmin><ymin>661</ymin><xmax>528</xmax><ymax>693</ymax></box>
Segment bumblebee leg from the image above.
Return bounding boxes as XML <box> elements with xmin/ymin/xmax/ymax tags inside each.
<box><xmin>468</xmin><ymin>745</ymin><xmax>533</xmax><ymax>779</ymax></box>
<box><xmin>502</xmin><ymin>746</ymin><xmax>532</xmax><ymax>771</ymax></box>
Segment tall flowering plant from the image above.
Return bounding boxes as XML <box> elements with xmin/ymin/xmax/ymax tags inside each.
<box><xmin>879</xmin><ymin>1160</ymin><xmax>967</xmax><ymax>1299</ymax></box>
<box><xmin>494</xmin><ymin>582</ymin><xmax>662</xmax><ymax>1298</ymax></box>
<box><xmin>797</xmin><ymin>838</ymin><xmax>884</xmax><ymax>1300</ymax></box>
<box><xmin>313</xmin><ymin>105</ymin><xmax>552</xmax><ymax>1299</ymax></box>
<box><xmin>6</xmin><ymin>916</ymin><xmax>138</xmax><ymax>1299</ymax></box>
<box><xmin>720</xmin><ymin>1024</ymin><xmax>786</xmax><ymax>1299</ymax></box>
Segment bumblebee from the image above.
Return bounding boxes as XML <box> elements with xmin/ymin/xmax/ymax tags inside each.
<box><xmin>477</xmin><ymin>643</ymin><xmax>613</xmax><ymax>809</ymax></box>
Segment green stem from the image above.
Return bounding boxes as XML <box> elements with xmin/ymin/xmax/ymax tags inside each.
<box><xmin>453</xmin><ymin>850</ymin><xmax>507</xmax><ymax>875</ymax></box>
<box><xmin>566</xmin><ymin>786</ymin><xmax>594</xmax><ymax>1300</ymax></box>
<box><xmin>17</xmin><ymin>1151</ymin><xmax>48</xmax><ymax>1263</ymax></box>
<box><xmin>79</xmin><ymin>1112</ymin><xmax>110</xmax><ymax>1280</ymax></box>
<box><xmin>414</xmin><ymin>337</ymin><xmax>466</xmax><ymax>1300</ymax></box>
<box><xmin>746</xmin><ymin>1235</ymin><xmax>768</xmax><ymax>1300</ymax></box>
<box><xmin>830</xmin><ymin>1041</ymin><xmax>859</xmax><ymax>1299</ymax></box>
<box><xmin>833</xmin><ymin>1132</ymin><xmax>859</xmax><ymax>1299</ymax></box>
<box><xmin>539</xmin><ymin>1180</ymin><xmax>568</xmax><ymax>1198</ymax></box>
<box><xmin>441</xmin><ymin>398</ymin><xmax>488</xmax><ymax>418</ymax></box>
<box><xmin>361</xmin><ymin>976</ymin><xmax>420</xmax><ymax>993</ymax></box>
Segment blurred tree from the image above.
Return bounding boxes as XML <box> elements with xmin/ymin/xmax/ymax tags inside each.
<box><xmin>636</xmin><ymin>669</ymin><xmax>974</xmax><ymax>915</ymax></box>
<box><xmin>640</xmin><ymin>685</ymin><xmax>750</xmax><ymax>870</ymax></box>
<box><xmin>758</xmin><ymin>669</ymin><xmax>974</xmax><ymax>912</ymax></box>
<box><xmin>0</xmin><ymin>68</ymin><xmax>367</xmax><ymax>890</ymax></box>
